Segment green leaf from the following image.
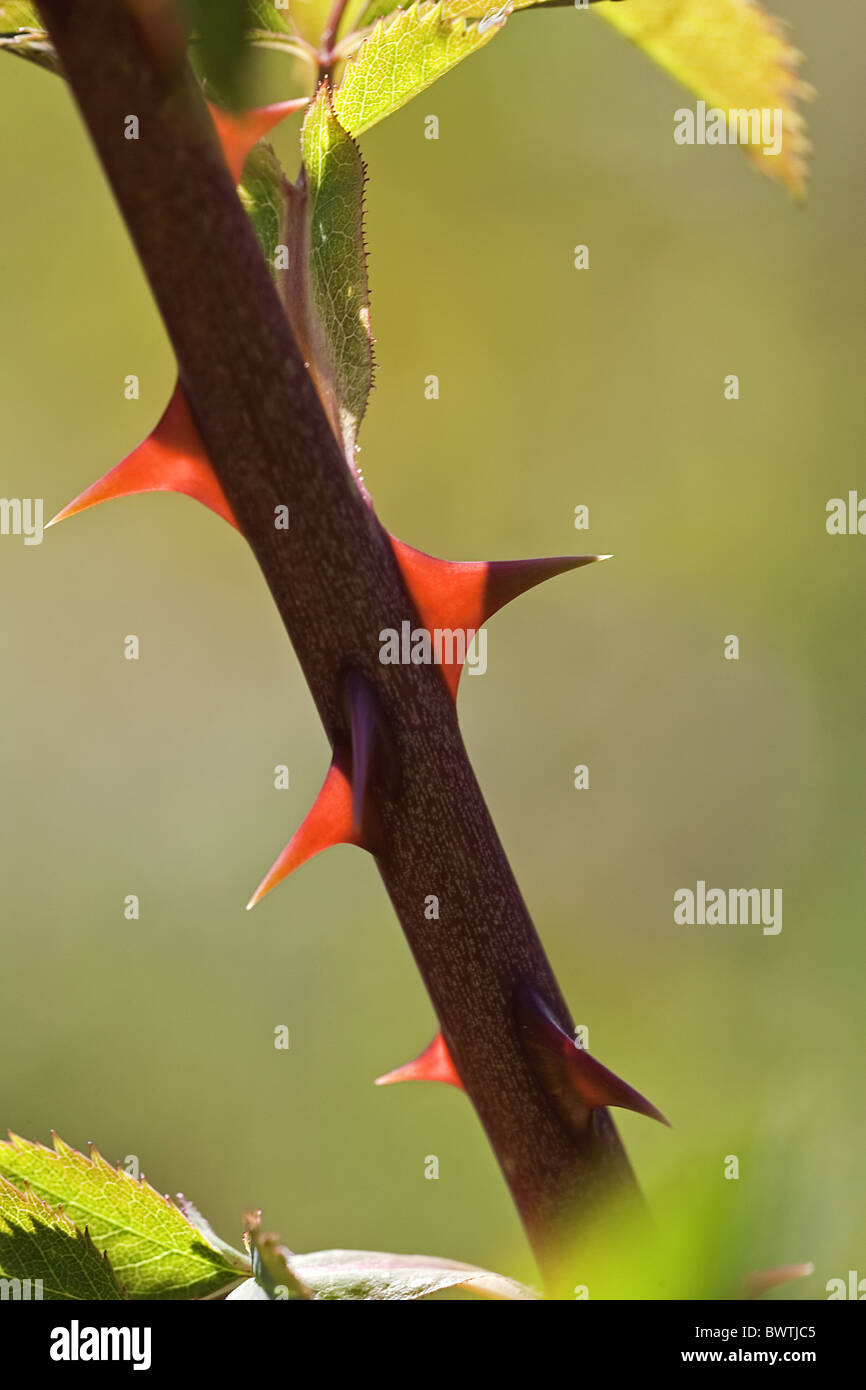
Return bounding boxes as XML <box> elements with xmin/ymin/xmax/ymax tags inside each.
<box><xmin>332</xmin><ymin>2</ymin><xmax>507</xmax><ymax>137</ymax></box>
<box><xmin>245</xmin><ymin>27</ymin><xmax>309</xmax><ymax>64</ymax></box>
<box><xmin>355</xmin><ymin>0</ymin><xmax>811</xmax><ymax>197</ymax></box>
<box><xmin>244</xmin><ymin>0</ymin><xmax>305</xmax><ymax>54</ymax></box>
<box><xmin>0</xmin><ymin>0</ymin><xmax>41</xmax><ymax>27</ymax></box>
<box><xmin>299</xmin><ymin>83</ymin><xmax>373</xmax><ymax>460</ymax></box>
<box><xmin>593</xmin><ymin>0</ymin><xmax>812</xmax><ymax>198</ymax></box>
<box><xmin>223</xmin><ymin>102</ymin><xmax>373</xmax><ymax>467</ymax></box>
<box><xmin>239</xmin><ymin>139</ymin><xmax>292</xmax><ymax>270</ymax></box>
<box><xmin>288</xmin><ymin>1248</ymin><xmax>540</xmax><ymax>1299</ymax></box>
<box><xmin>185</xmin><ymin>0</ymin><xmax>257</xmax><ymax>108</ymax></box>
<box><xmin>359</xmin><ymin>0</ymin><xmax>604</xmax><ymax>27</ymax></box>
<box><xmin>0</xmin><ymin>1134</ymin><xmax>248</xmax><ymax>1300</ymax></box>
<box><xmin>0</xmin><ymin>1173</ymin><xmax>125</xmax><ymax>1301</ymax></box>
<box><xmin>356</xmin><ymin>0</ymin><xmax>404</xmax><ymax>25</ymax></box>
<box><xmin>174</xmin><ymin>1193</ymin><xmax>250</xmax><ymax>1270</ymax></box>
<box><xmin>0</xmin><ymin>1</ymin><xmax>59</xmax><ymax>74</ymax></box>
<box><xmin>358</xmin><ymin>0</ymin><xmax>512</xmax><ymax>24</ymax></box>
<box><xmin>237</xmin><ymin>97</ymin><xmax>373</xmax><ymax>464</ymax></box>
<box><xmin>244</xmin><ymin>0</ymin><xmax>293</xmax><ymax>32</ymax></box>
<box><xmin>243</xmin><ymin>0</ymin><xmax>335</xmax><ymax>52</ymax></box>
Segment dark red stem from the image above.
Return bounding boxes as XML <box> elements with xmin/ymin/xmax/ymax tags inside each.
<box><xmin>38</xmin><ymin>0</ymin><xmax>639</xmax><ymax>1289</ymax></box>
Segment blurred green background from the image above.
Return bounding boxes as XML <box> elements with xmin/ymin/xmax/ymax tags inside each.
<box><xmin>1</xmin><ymin>0</ymin><xmax>863</xmax><ymax>1296</ymax></box>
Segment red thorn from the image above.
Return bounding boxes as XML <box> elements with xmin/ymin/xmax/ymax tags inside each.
<box><xmin>207</xmin><ymin>100</ymin><xmax>303</xmax><ymax>184</ymax></box>
<box><xmin>375</xmin><ymin>1032</ymin><xmax>464</xmax><ymax>1090</ymax></box>
<box><xmin>47</xmin><ymin>385</ymin><xmax>238</xmax><ymax>531</ymax></box>
<box><xmin>484</xmin><ymin>555</ymin><xmax>607</xmax><ymax>618</ymax></box>
<box><xmin>389</xmin><ymin>535</ymin><xmax>604</xmax><ymax>699</ymax></box>
<box><xmin>516</xmin><ymin>986</ymin><xmax>670</xmax><ymax>1133</ymax></box>
<box><xmin>246</xmin><ymin>757</ymin><xmax>361</xmax><ymax>910</ymax></box>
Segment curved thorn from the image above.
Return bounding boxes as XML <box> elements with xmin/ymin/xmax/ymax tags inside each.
<box><xmin>389</xmin><ymin>534</ymin><xmax>605</xmax><ymax>699</ymax></box>
<box><xmin>246</xmin><ymin>757</ymin><xmax>361</xmax><ymax>910</ymax></box>
<box><xmin>375</xmin><ymin>1032</ymin><xmax>464</xmax><ymax>1090</ymax></box>
<box><xmin>515</xmin><ymin>985</ymin><xmax>670</xmax><ymax>1134</ymax></box>
<box><xmin>47</xmin><ymin>384</ymin><xmax>238</xmax><ymax>530</ymax></box>
<box><xmin>483</xmin><ymin>554</ymin><xmax>605</xmax><ymax>620</ymax></box>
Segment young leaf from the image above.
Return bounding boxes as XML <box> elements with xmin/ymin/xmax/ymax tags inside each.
<box><xmin>174</xmin><ymin>1194</ymin><xmax>250</xmax><ymax>1269</ymax></box>
<box><xmin>244</xmin><ymin>0</ymin><xmax>313</xmax><ymax>59</ymax></box>
<box><xmin>246</xmin><ymin>0</ymin><xmax>332</xmax><ymax>51</ymax></box>
<box><xmin>359</xmin><ymin>0</ymin><xmax>611</xmax><ymax>27</ymax></box>
<box><xmin>288</xmin><ymin>1248</ymin><xmax>540</xmax><ymax>1299</ymax></box>
<box><xmin>356</xmin><ymin>0</ymin><xmax>404</xmax><ymax>24</ymax></box>
<box><xmin>0</xmin><ymin>1134</ymin><xmax>248</xmax><ymax>1300</ymax></box>
<box><xmin>244</xmin><ymin>0</ymin><xmax>293</xmax><ymax>34</ymax></box>
<box><xmin>332</xmin><ymin>2</ymin><xmax>507</xmax><ymax>137</ymax></box>
<box><xmin>236</xmin><ymin>101</ymin><xmax>374</xmax><ymax>469</ymax></box>
<box><xmin>356</xmin><ymin>0</ymin><xmax>811</xmax><ymax>197</ymax></box>
<box><xmin>0</xmin><ymin>0</ymin><xmax>42</xmax><ymax>28</ymax></box>
<box><xmin>238</xmin><ymin>138</ymin><xmax>292</xmax><ymax>270</ymax></box>
<box><xmin>0</xmin><ymin>0</ymin><xmax>59</xmax><ymax>73</ymax></box>
<box><xmin>593</xmin><ymin>0</ymin><xmax>812</xmax><ymax>198</ymax></box>
<box><xmin>0</xmin><ymin>1173</ymin><xmax>125</xmax><ymax>1301</ymax></box>
<box><xmin>300</xmin><ymin>84</ymin><xmax>374</xmax><ymax>461</ymax></box>
<box><xmin>227</xmin><ymin>100</ymin><xmax>374</xmax><ymax>468</ymax></box>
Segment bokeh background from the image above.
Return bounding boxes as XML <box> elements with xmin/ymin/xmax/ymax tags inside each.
<box><xmin>1</xmin><ymin>0</ymin><xmax>863</xmax><ymax>1296</ymax></box>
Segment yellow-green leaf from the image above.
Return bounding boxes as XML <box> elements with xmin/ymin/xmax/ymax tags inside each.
<box><xmin>0</xmin><ymin>0</ymin><xmax>59</xmax><ymax>73</ymax></box>
<box><xmin>351</xmin><ymin>0</ymin><xmax>810</xmax><ymax>196</ymax></box>
<box><xmin>239</xmin><ymin>139</ymin><xmax>292</xmax><ymax>270</ymax></box>
<box><xmin>300</xmin><ymin>84</ymin><xmax>374</xmax><ymax>461</ymax></box>
<box><xmin>0</xmin><ymin>1173</ymin><xmax>125</xmax><ymax>1301</ymax></box>
<box><xmin>593</xmin><ymin>0</ymin><xmax>812</xmax><ymax>198</ymax></box>
<box><xmin>0</xmin><ymin>1134</ymin><xmax>248</xmax><ymax>1300</ymax></box>
<box><xmin>250</xmin><ymin>0</ymin><xmax>332</xmax><ymax>50</ymax></box>
<box><xmin>333</xmin><ymin>2</ymin><xmax>507</xmax><ymax>137</ymax></box>
<box><xmin>359</xmin><ymin>0</ymin><xmax>607</xmax><ymax>27</ymax></box>
<box><xmin>0</xmin><ymin>0</ymin><xmax>41</xmax><ymax>26</ymax></box>
<box><xmin>244</xmin><ymin>0</ymin><xmax>317</xmax><ymax>62</ymax></box>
